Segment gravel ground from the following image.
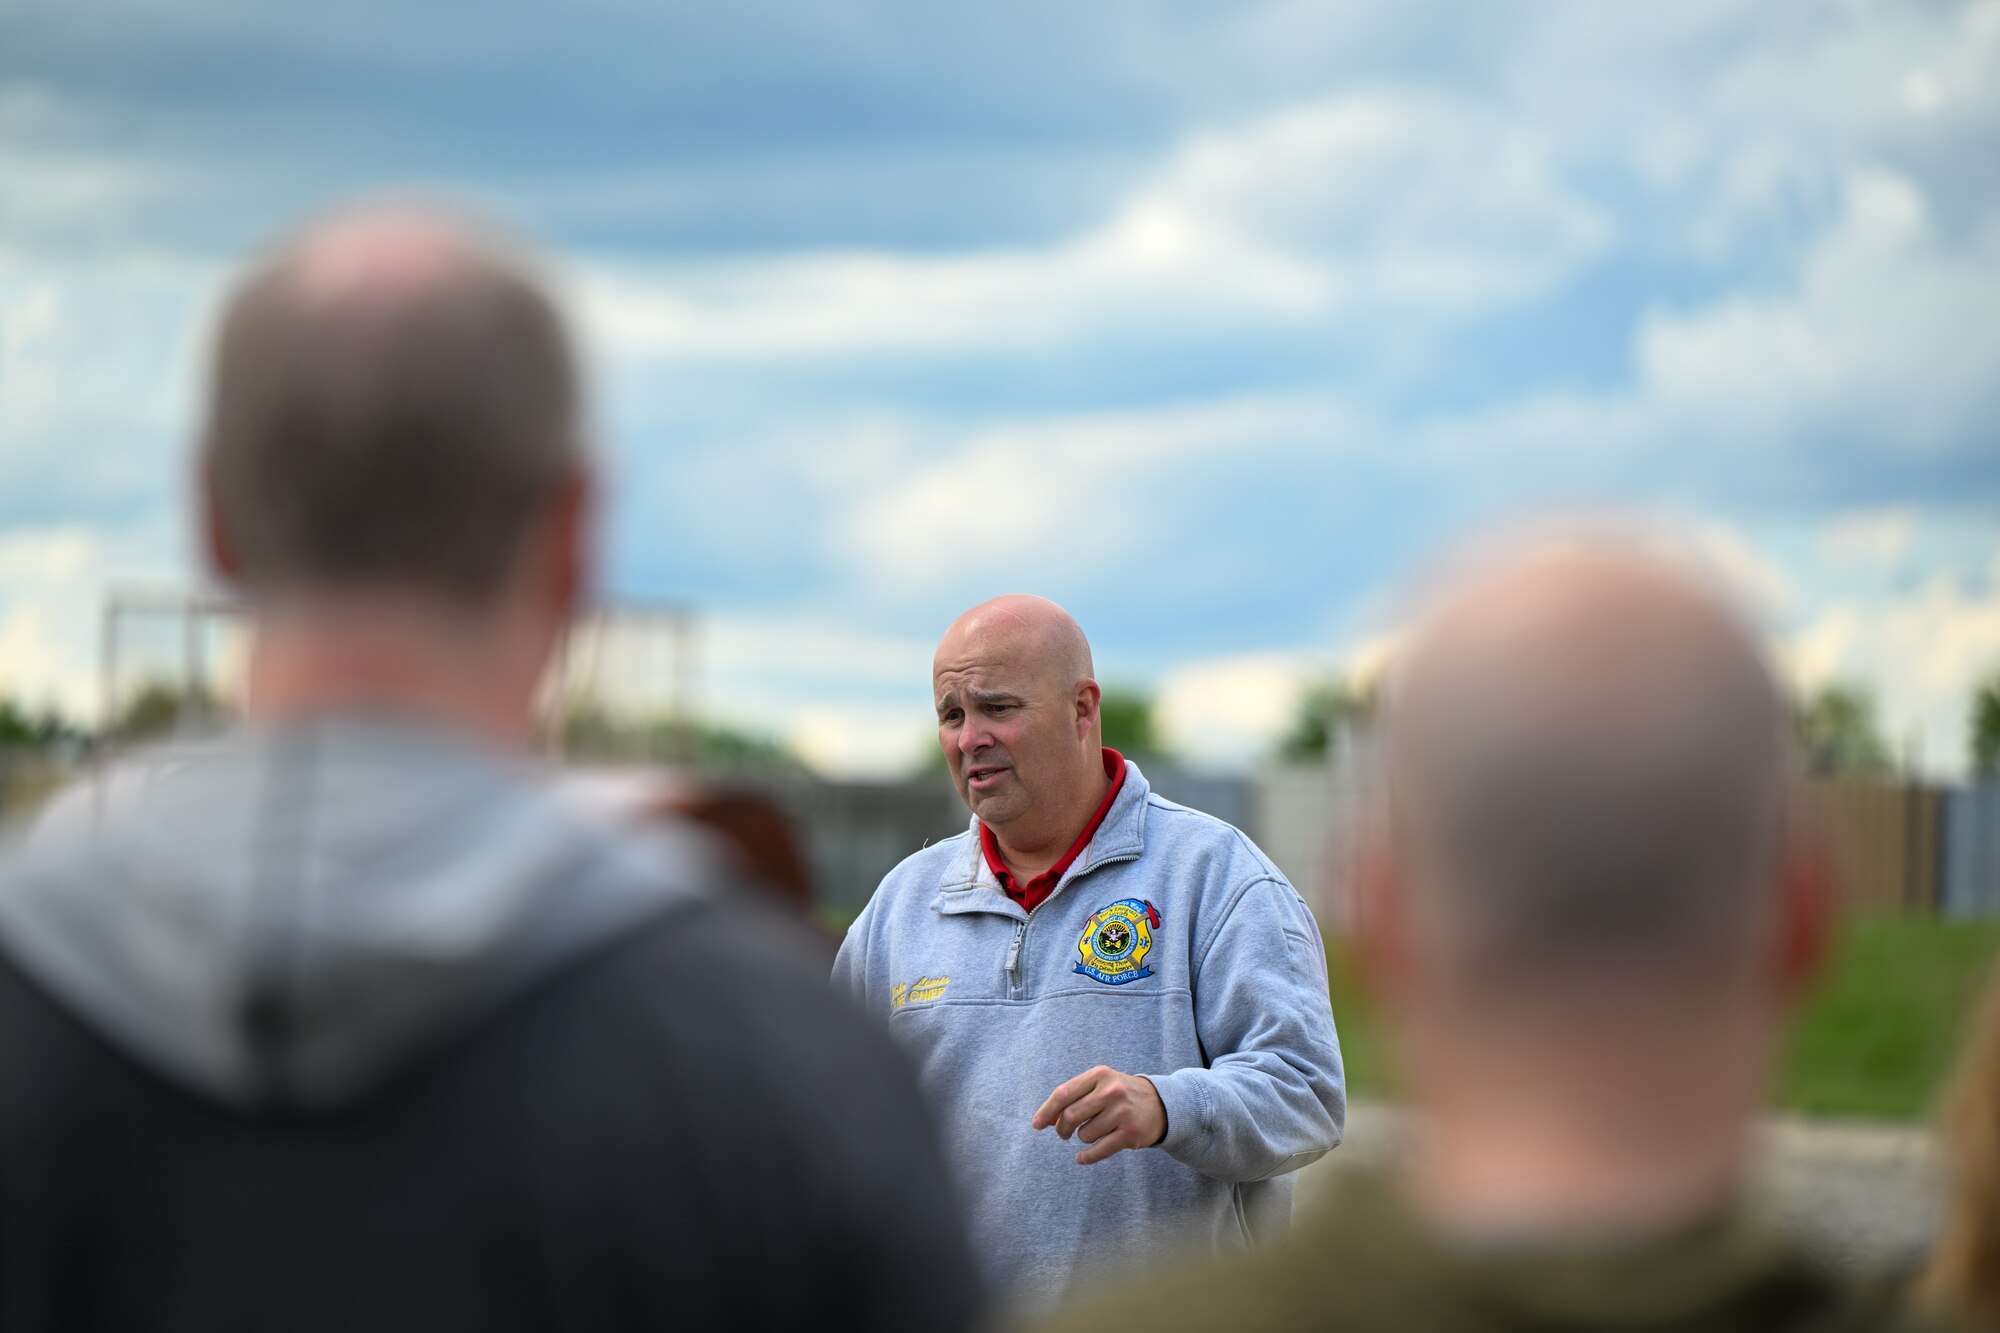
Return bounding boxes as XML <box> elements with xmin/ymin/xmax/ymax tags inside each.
<box><xmin>1750</xmin><ymin>1113</ymin><xmax>1940</xmax><ymax>1271</ymax></box>
<box><xmin>1299</xmin><ymin>1100</ymin><xmax>1941</xmax><ymax>1272</ymax></box>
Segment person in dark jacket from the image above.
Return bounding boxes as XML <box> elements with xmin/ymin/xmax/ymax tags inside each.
<box><xmin>0</xmin><ymin>202</ymin><xmax>983</xmax><ymax>1333</ymax></box>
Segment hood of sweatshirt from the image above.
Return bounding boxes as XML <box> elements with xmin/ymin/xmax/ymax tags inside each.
<box><xmin>0</xmin><ymin>716</ymin><xmax>713</xmax><ymax>1113</ymax></box>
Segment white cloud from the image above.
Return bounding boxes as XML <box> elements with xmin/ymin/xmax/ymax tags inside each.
<box><xmin>3</xmin><ymin>0</ymin><xmax>1997</xmax><ymax>791</ymax></box>
<box><xmin>0</xmin><ymin>249</ymin><xmax>220</xmax><ymax>511</ymax></box>
<box><xmin>0</xmin><ymin>527</ymin><xmax>122</xmax><ymax>720</ymax></box>
<box><xmin>577</xmin><ymin>88</ymin><xmax>1607</xmax><ymax>366</ymax></box>
<box><xmin>1156</xmin><ymin>651</ymin><xmax>1316</xmax><ymax>769</ymax></box>
<box><xmin>1635</xmin><ymin>171</ymin><xmax>2000</xmax><ymax>450</ymax></box>
<box><xmin>829</xmin><ymin>395</ymin><xmax>1352</xmax><ymax>594</ymax></box>
<box><xmin>1774</xmin><ymin>542</ymin><xmax>2000</xmax><ymax>777</ymax></box>
<box><xmin>1156</xmin><ymin>629</ymin><xmax>1404</xmax><ymax>771</ymax></box>
<box><xmin>1501</xmin><ymin>0</ymin><xmax>2000</xmax><ymax>264</ymax></box>
<box><xmin>1817</xmin><ymin>506</ymin><xmax>1916</xmax><ymax>570</ymax></box>
<box><xmin>1771</xmin><ymin>604</ymin><xmax>1859</xmax><ymax>694</ymax></box>
<box><xmin>787</xmin><ymin>704</ymin><xmax>935</xmax><ymax>779</ymax></box>
<box><xmin>560</xmin><ymin>606</ymin><xmax>940</xmax><ymax>774</ymax></box>
<box><xmin>1414</xmin><ymin>162</ymin><xmax>1999</xmax><ymax>490</ymax></box>
<box><xmin>0</xmin><ymin>149</ymin><xmax>191</xmax><ymax>242</ymax></box>
<box><xmin>1691</xmin><ymin>521</ymin><xmax>1795</xmax><ymax>618</ymax></box>
<box><xmin>1900</xmin><ymin>67</ymin><xmax>1945</xmax><ymax>117</ymax></box>
<box><xmin>702</xmin><ymin>614</ymin><xmax>933</xmax><ymax>694</ymax></box>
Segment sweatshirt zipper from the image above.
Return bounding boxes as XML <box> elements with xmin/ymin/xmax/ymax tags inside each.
<box><xmin>1004</xmin><ymin>919</ymin><xmax>1028</xmax><ymax>995</ymax></box>
<box><xmin>998</xmin><ymin>849</ymin><xmax>1141</xmax><ymax>997</ymax></box>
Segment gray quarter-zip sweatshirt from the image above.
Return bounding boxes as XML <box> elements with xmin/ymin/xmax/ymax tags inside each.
<box><xmin>833</xmin><ymin>758</ymin><xmax>1345</xmax><ymax>1311</ymax></box>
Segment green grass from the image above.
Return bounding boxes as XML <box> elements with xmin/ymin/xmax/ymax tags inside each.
<box><xmin>815</xmin><ymin>903</ymin><xmax>861</xmax><ymax>935</ymax></box>
<box><xmin>1777</xmin><ymin>915</ymin><xmax>2000</xmax><ymax>1119</ymax></box>
<box><xmin>1325</xmin><ymin>937</ymin><xmax>1395</xmax><ymax>1101</ymax></box>
<box><xmin>1323</xmin><ymin>917</ymin><xmax>2000</xmax><ymax>1122</ymax></box>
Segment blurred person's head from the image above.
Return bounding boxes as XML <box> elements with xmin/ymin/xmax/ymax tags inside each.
<box><xmin>659</xmin><ymin>786</ymin><xmax>814</xmax><ymax>915</ymax></box>
<box><xmin>1354</xmin><ymin>528</ymin><xmax>1829</xmax><ymax>1234</ymax></box>
<box><xmin>933</xmin><ymin>595</ymin><xmax>1105</xmax><ymax>850</ymax></box>
<box><xmin>200</xmin><ymin>202</ymin><xmax>590</xmax><ymax>746</ymax></box>
<box><xmin>1917</xmin><ymin>962</ymin><xmax>2000</xmax><ymax>1325</ymax></box>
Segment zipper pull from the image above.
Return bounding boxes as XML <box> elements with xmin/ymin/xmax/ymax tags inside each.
<box><xmin>1005</xmin><ymin>919</ymin><xmax>1027</xmax><ymax>988</ymax></box>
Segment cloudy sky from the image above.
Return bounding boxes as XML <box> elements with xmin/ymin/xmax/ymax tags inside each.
<box><xmin>2</xmin><ymin>0</ymin><xmax>1996</xmax><ymax>774</ymax></box>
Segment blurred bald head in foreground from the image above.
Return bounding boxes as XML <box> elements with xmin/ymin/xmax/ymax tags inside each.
<box><xmin>1381</xmin><ymin>538</ymin><xmax>1790</xmax><ymax>991</ymax></box>
<box><xmin>1360</xmin><ymin>531</ymin><xmax>1824</xmax><ymax>1234</ymax></box>
<box><xmin>204</xmin><ymin>203</ymin><xmax>590</xmax><ymax>744</ymax></box>
<box><xmin>1037</xmin><ymin>531</ymin><xmax>1947</xmax><ymax>1333</ymax></box>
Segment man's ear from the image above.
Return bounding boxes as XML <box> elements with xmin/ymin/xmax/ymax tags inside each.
<box><xmin>1074</xmin><ymin>678</ymin><xmax>1102</xmax><ymax>741</ymax></box>
<box><xmin>544</xmin><ymin>468</ymin><xmax>593</xmax><ymax>623</ymax></box>
<box><xmin>1775</xmin><ymin>831</ymin><xmax>1835</xmax><ymax>1002</ymax></box>
<box><xmin>199</xmin><ymin>456</ymin><xmax>241</xmax><ymax>583</ymax></box>
<box><xmin>1350</xmin><ymin>838</ymin><xmax>1413</xmax><ymax>1005</ymax></box>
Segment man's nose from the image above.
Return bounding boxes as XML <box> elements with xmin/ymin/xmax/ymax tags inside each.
<box><xmin>957</xmin><ymin>723</ymin><xmax>990</xmax><ymax>754</ymax></box>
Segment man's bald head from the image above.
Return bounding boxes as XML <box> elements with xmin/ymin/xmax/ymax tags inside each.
<box><xmin>204</xmin><ymin>202</ymin><xmax>585</xmax><ymax>603</ymax></box>
<box><xmin>934</xmin><ymin>594</ymin><xmax>1095</xmax><ymax>691</ymax></box>
<box><xmin>932</xmin><ymin>595</ymin><xmax>1108</xmax><ymax>840</ymax></box>
<box><xmin>1378</xmin><ymin>537</ymin><xmax>1789</xmax><ymax>985</ymax></box>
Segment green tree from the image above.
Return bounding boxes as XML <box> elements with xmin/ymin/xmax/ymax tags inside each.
<box><xmin>561</xmin><ymin>698</ymin><xmax>802</xmax><ymax>771</ymax></box>
<box><xmin>1097</xmin><ymin>686</ymin><xmax>1166</xmax><ymax>759</ymax></box>
<box><xmin>1793</xmin><ymin>682</ymin><xmax>1892</xmax><ymax>777</ymax></box>
<box><xmin>0</xmin><ymin>698</ymin><xmax>80</xmax><ymax>746</ymax></box>
<box><xmin>1971</xmin><ymin>672</ymin><xmax>2000</xmax><ymax>779</ymax></box>
<box><xmin>660</xmin><ymin>718</ymin><xmax>803</xmax><ymax>771</ymax></box>
<box><xmin>914</xmin><ymin>732</ymin><xmax>951</xmax><ymax>776</ymax></box>
<box><xmin>114</xmin><ymin>680</ymin><xmax>226</xmax><ymax>742</ymax></box>
<box><xmin>1277</xmin><ymin>679</ymin><xmax>1375</xmax><ymax>762</ymax></box>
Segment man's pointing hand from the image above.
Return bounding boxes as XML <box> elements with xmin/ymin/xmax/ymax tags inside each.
<box><xmin>1031</xmin><ymin>1065</ymin><xmax>1167</xmax><ymax>1166</ymax></box>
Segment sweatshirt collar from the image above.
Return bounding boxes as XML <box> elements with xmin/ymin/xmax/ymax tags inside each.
<box><xmin>976</xmin><ymin>748</ymin><xmax>1126</xmax><ymax>912</ymax></box>
<box><xmin>935</xmin><ymin>756</ymin><xmax>1151</xmax><ymax>913</ymax></box>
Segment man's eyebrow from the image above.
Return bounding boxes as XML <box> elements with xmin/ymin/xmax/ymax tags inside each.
<box><xmin>965</xmin><ymin>688</ymin><xmax>1022</xmax><ymax>705</ymax></box>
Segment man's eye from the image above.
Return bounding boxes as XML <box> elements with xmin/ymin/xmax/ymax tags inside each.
<box><xmin>941</xmin><ymin>710</ymin><xmax>962</xmax><ymax>725</ymax></box>
<box><xmin>988</xmin><ymin>705</ymin><xmax>1012</xmax><ymax>716</ymax></box>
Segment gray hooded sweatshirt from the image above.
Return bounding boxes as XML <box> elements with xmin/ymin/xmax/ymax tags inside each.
<box><xmin>0</xmin><ymin>716</ymin><xmax>985</xmax><ymax>1332</ymax></box>
<box><xmin>0</xmin><ymin>718</ymin><xmax>707</xmax><ymax>1111</ymax></box>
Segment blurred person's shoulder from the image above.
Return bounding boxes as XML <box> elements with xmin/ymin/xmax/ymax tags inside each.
<box><xmin>587</xmin><ymin>890</ymin><xmax>885</xmax><ymax>1041</ymax></box>
<box><xmin>470</xmin><ymin>891</ymin><xmax>961</xmax><ymax>1224</ymax></box>
<box><xmin>1029</xmin><ymin>1168</ymin><xmax>1942</xmax><ymax>1333</ymax></box>
<box><xmin>24</xmin><ymin>737</ymin><xmax>231</xmax><ymax>844</ymax></box>
<box><xmin>0</xmin><ymin>719</ymin><xmax>744</xmax><ymax>1112</ymax></box>
<box><xmin>489</xmin><ymin>890</ymin><xmax>894</xmax><ymax>1095</ymax></box>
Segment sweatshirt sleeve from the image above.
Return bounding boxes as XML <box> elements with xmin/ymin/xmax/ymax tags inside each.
<box><xmin>1146</xmin><ymin>875</ymin><xmax>1345</xmax><ymax>1182</ymax></box>
<box><xmin>829</xmin><ymin>894</ymin><xmax>874</xmax><ymax>1004</ymax></box>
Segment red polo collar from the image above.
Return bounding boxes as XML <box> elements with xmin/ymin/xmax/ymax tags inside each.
<box><xmin>979</xmin><ymin>748</ymin><xmax>1127</xmax><ymax>915</ymax></box>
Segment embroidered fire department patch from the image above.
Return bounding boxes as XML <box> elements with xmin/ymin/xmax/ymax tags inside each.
<box><xmin>1074</xmin><ymin>898</ymin><xmax>1160</xmax><ymax>985</ymax></box>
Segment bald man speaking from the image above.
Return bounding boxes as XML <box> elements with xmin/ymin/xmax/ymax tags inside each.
<box><xmin>834</xmin><ymin>596</ymin><xmax>1345</xmax><ymax>1310</ymax></box>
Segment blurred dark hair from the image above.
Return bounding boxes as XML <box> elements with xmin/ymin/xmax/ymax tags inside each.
<box><xmin>204</xmin><ymin>207</ymin><xmax>584</xmax><ymax>604</ymax></box>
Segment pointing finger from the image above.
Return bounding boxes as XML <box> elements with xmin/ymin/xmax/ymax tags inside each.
<box><xmin>1031</xmin><ymin>1067</ymin><xmax>1106</xmax><ymax>1130</ymax></box>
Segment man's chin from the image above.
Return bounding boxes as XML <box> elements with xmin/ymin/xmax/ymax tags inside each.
<box><xmin>963</xmin><ymin>789</ymin><xmax>1022</xmax><ymax>824</ymax></box>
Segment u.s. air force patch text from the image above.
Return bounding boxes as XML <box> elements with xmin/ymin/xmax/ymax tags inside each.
<box><xmin>1074</xmin><ymin>898</ymin><xmax>1160</xmax><ymax>985</ymax></box>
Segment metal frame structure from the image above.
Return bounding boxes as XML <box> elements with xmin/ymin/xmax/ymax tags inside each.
<box><xmin>98</xmin><ymin>586</ymin><xmax>250</xmax><ymax>750</ymax></box>
<box><xmin>97</xmin><ymin>586</ymin><xmax>698</xmax><ymax>762</ymax></box>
